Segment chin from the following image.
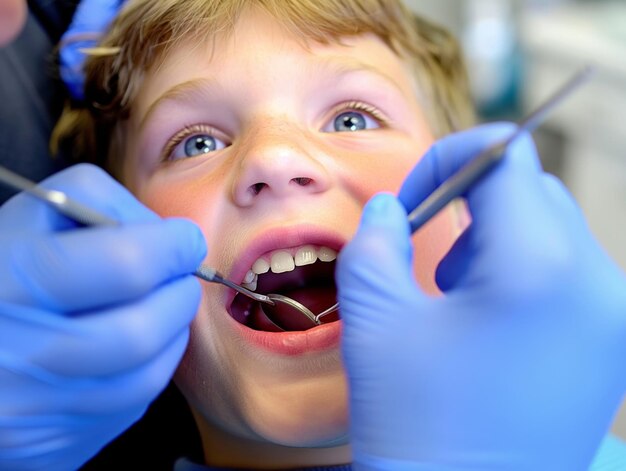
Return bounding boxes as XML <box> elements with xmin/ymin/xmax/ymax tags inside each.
<box><xmin>237</xmin><ymin>369</ymin><xmax>350</xmax><ymax>447</ymax></box>
<box><xmin>174</xmin><ymin>298</ymin><xmax>349</xmax><ymax>447</ymax></box>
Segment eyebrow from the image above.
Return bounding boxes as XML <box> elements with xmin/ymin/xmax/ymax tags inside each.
<box><xmin>315</xmin><ymin>58</ymin><xmax>407</xmax><ymax>96</ymax></box>
<box><xmin>139</xmin><ymin>58</ymin><xmax>407</xmax><ymax>129</ymax></box>
<box><xmin>139</xmin><ymin>77</ymin><xmax>223</xmax><ymax>130</ymax></box>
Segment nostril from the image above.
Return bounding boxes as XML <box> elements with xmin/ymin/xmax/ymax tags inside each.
<box><xmin>250</xmin><ymin>182</ymin><xmax>267</xmax><ymax>195</ymax></box>
<box><xmin>246</xmin><ymin>178</ymin><xmax>313</xmax><ymax>197</ymax></box>
<box><xmin>292</xmin><ymin>177</ymin><xmax>312</xmax><ymax>186</ymax></box>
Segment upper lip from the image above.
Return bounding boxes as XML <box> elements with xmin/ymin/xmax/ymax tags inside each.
<box><xmin>225</xmin><ymin>224</ymin><xmax>346</xmax><ymax>307</ymax></box>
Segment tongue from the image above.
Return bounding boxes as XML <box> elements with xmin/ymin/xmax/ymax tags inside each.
<box><xmin>251</xmin><ymin>286</ymin><xmax>338</xmax><ymax>331</ymax></box>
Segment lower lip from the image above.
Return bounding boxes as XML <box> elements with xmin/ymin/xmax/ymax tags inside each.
<box><xmin>230</xmin><ymin>317</ymin><xmax>342</xmax><ymax>356</ymax></box>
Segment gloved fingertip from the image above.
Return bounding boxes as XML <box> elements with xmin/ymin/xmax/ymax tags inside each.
<box><xmin>164</xmin><ymin>218</ymin><xmax>208</xmax><ymax>265</ymax></box>
<box><xmin>339</xmin><ymin>193</ymin><xmax>413</xmax><ymax>289</ymax></box>
<box><xmin>361</xmin><ymin>193</ymin><xmax>407</xmax><ymax>230</ymax></box>
<box><xmin>397</xmin><ymin>144</ymin><xmax>437</xmax><ymax>212</ymax></box>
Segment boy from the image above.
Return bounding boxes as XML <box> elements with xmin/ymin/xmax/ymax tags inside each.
<box><xmin>52</xmin><ymin>0</ymin><xmax>624</xmax><ymax>469</ymax></box>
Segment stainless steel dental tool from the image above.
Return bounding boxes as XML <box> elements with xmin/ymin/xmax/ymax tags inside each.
<box><xmin>314</xmin><ymin>65</ymin><xmax>596</xmax><ymax>323</ymax></box>
<box><xmin>0</xmin><ymin>165</ymin><xmax>322</xmax><ymax>320</ymax></box>
<box><xmin>406</xmin><ymin>66</ymin><xmax>595</xmax><ymax>234</ymax></box>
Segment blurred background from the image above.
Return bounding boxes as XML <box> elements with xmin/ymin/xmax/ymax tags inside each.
<box><xmin>406</xmin><ymin>0</ymin><xmax>626</xmax><ymax>441</ymax></box>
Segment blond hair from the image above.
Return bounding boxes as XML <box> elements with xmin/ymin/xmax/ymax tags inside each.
<box><xmin>52</xmin><ymin>0</ymin><xmax>474</xmax><ymax>176</ymax></box>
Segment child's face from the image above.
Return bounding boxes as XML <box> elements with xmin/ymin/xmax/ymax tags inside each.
<box><xmin>121</xmin><ymin>7</ymin><xmax>459</xmax><ymax>457</ymax></box>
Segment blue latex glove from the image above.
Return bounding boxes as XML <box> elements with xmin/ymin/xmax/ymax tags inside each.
<box><xmin>59</xmin><ymin>0</ymin><xmax>127</xmax><ymax>101</ymax></box>
<box><xmin>337</xmin><ymin>123</ymin><xmax>626</xmax><ymax>471</ymax></box>
<box><xmin>0</xmin><ymin>165</ymin><xmax>206</xmax><ymax>470</ymax></box>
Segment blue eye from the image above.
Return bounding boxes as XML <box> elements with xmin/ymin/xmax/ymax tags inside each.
<box><xmin>335</xmin><ymin>111</ymin><xmax>366</xmax><ymax>131</ymax></box>
<box><xmin>169</xmin><ymin>131</ymin><xmax>228</xmax><ymax>160</ymax></box>
<box><xmin>185</xmin><ymin>135</ymin><xmax>219</xmax><ymax>156</ymax></box>
<box><xmin>324</xmin><ymin>108</ymin><xmax>381</xmax><ymax>133</ymax></box>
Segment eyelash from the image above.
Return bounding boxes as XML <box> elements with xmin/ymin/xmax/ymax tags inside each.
<box><xmin>330</xmin><ymin>100</ymin><xmax>389</xmax><ymax>127</ymax></box>
<box><xmin>162</xmin><ymin>123</ymin><xmax>226</xmax><ymax>161</ymax></box>
<box><xmin>161</xmin><ymin>101</ymin><xmax>388</xmax><ymax>161</ymax></box>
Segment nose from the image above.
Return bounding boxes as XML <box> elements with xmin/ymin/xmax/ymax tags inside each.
<box><xmin>231</xmin><ymin>123</ymin><xmax>331</xmax><ymax>206</ymax></box>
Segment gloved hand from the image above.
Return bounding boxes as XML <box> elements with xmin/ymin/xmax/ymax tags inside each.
<box><xmin>0</xmin><ymin>165</ymin><xmax>206</xmax><ymax>471</ymax></box>
<box><xmin>59</xmin><ymin>0</ymin><xmax>127</xmax><ymax>101</ymax></box>
<box><xmin>337</xmin><ymin>123</ymin><xmax>626</xmax><ymax>471</ymax></box>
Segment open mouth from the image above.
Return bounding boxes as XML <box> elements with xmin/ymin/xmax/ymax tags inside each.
<box><xmin>229</xmin><ymin>245</ymin><xmax>340</xmax><ymax>332</ymax></box>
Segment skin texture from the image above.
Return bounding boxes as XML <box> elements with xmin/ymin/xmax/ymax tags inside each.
<box><xmin>121</xmin><ymin>8</ymin><xmax>462</xmax><ymax>469</ymax></box>
<box><xmin>0</xmin><ymin>0</ymin><xmax>27</xmax><ymax>46</ymax></box>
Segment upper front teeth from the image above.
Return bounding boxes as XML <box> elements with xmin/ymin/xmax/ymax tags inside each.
<box><xmin>271</xmin><ymin>251</ymin><xmax>295</xmax><ymax>274</ymax></box>
<box><xmin>295</xmin><ymin>245</ymin><xmax>317</xmax><ymax>266</ymax></box>
<box><xmin>252</xmin><ymin>258</ymin><xmax>270</xmax><ymax>274</ymax></box>
<box><xmin>318</xmin><ymin>246</ymin><xmax>337</xmax><ymax>262</ymax></box>
<box><xmin>242</xmin><ymin>245</ymin><xmax>337</xmax><ymax>291</ymax></box>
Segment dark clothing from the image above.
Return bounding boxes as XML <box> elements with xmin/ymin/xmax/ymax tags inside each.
<box><xmin>0</xmin><ymin>1</ymin><xmax>77</xmax><ymax>204</ymax></box>
<box><xmin>174</xmin><ymin>435</ymin><xmax>626</xmax><ymax>471</ymax></box>
<box><xmin>82</xmin><ymin>384</ymin><xmax>203</xmax><ymax>471</ymax></box>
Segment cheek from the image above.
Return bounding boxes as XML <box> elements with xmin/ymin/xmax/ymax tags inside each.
<box><xmin>337</xmin><ymin>136</ymin><xmax>432</xmax><ymax>205</ymax></box>
<box><xmin>132</xmin><ymin>171</ymin><xmax>225</xmax><ymax>239</ymax></box>
<box><xmin>122</xmin><ymin>135</ymin><xmax>225</xmax><ymax>224</ymax></box>
<box><xmin>335</xmin><ymin>143</ymin><xmax>464</xmax><ymax>296</ymax></box>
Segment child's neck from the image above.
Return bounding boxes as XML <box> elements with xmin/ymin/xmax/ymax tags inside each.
<box><xmin>195</xmin><ymin>416</ymin><xmax>351</xmax><ymax>469</ymax></box>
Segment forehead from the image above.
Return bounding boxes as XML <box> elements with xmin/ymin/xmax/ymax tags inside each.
<box><xmin>133</xmin><ymin>7</ymin><xmax>419</xmax><ymax>122</ymax></box>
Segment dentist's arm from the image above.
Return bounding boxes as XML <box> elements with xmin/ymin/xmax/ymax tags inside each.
<box><xmin>0</xmin><ymin>0</ymin><xmax>27</xmax><ymax>45</ymax></box>
<box><xmin>0</xmin><ymin>165</ymin><xmax>206</xmax><ymax>471</ymax></box>
<box><xmin>338</xmin><ymin>123</ymin><xmax>626</xmax><ymax>471</ymax></box>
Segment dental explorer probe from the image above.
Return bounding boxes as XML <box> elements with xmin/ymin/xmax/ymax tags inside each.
<box><xmin>406</xmin><ymin>65</ymin><xmax>595</xmax><ymax>233</ymax></box>
<box><xmin>315</xmin><ymin>65</ymin><xmax>596</xmax><ymax>323</ymax></box>
<box><xmin>0</xmin><ymin>164</ymin><xmax>277</xmax><ymax>308</ymax></box>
